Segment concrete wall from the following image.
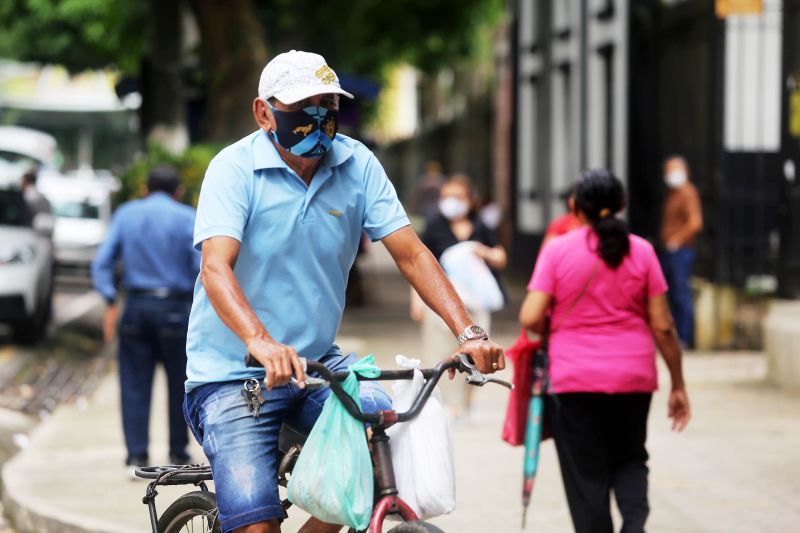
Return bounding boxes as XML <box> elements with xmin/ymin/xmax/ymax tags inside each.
<box><xmin>764</xmin><ymin>299</ymin><xmax>800</xmax><ymax>390</ymax></box>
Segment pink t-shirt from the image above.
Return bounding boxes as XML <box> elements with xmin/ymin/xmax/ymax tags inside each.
<box><xmin>528</xmin><ymin>226</ymin><xmax>668</xmax><ymax>394</ymax></box>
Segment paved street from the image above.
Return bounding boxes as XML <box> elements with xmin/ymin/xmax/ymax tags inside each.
<box><xmin>2</xmin><ymin>247</ymin><xmax>800</xmax><ymax>532</ymax></box>
<box><xmin>0</xmin><ymin>278</ymin><xmax>107</xmax><ymax>533</ymax></box>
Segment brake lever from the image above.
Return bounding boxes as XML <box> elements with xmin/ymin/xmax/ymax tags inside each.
<box><xmin>455</xmin><ymin>354</ymin><xmax>513</xmax><ymax>389</ymax></box>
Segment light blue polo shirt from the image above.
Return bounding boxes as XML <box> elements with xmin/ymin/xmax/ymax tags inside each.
<box><xmin>185</xmin><ymin>130</ymin><xmax>409</xmax><ymax>391</ymax></box>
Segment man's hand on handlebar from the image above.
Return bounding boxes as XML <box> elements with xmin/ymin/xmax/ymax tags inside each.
<box><xmin>453</xmin><ymin>338</ymin><xmax>505</xmax><ymax>375</ymax></box>
<box><xmin>245</xmin><ymin>335</ymin><xmax>306</xmax><ymax>390</ymax></box>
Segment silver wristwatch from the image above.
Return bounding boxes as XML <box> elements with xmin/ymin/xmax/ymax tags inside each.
<box><xmin>457</xmin><ymin>324</ymin><xmax>489</xmax><ymax>345</ymax></box>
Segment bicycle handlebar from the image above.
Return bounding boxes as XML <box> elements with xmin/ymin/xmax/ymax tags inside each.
<box><xmin>244</xmin><ymin>354</ymin><xmax>512</xmax><ymax>425</ymax></box>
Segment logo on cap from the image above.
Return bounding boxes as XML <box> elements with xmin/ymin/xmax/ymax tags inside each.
<box><xmin>315</xmin><ymin>65</ymin><xmax>336</xmax><ymax>85</ymax></box>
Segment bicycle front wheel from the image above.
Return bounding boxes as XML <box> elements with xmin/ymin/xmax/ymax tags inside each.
<box><xmin>387</xmin><ymin>521</ymin><xmax>445</xmax><ymax>533</ymax></box>
<box><xmin>158</xmin><ymin>490</ymin><xmax>221</xmax><ymax>533</ymax></box>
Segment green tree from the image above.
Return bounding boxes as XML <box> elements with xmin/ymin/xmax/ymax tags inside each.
<box><xmin>259</xmin><ymin>0</ymin><xmax>504</xmax><ymax>78</ymax></box>
<box><xmin>0</xmin><ymin>0</ymin><xmax>145</xmax><ymax>74</ymax></box>
<box><xmin>0</xmin><ymin>0</ymin><xmax>504</xmax><ymax>143</ymax></box>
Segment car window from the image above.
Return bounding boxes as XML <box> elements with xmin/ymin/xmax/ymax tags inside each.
<box><xmin>50</xmin><ymin>199</ymin><xmax>101</xmax><ymax>219</ymax></box>
<box><xmin>0</xmin><ymin>189</ymin><xmax>33</xmax><ymax>227</ymax></box>
<box><xmin>0</xmin><ymin>150</ymin><xmax>38</xmax><ymax>181</ymax></box>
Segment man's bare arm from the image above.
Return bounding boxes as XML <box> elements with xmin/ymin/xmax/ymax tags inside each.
<box><xmin>201</xmin><ymin>236</ymin><xmax>305</xmax><ymax>388</ymax></box>
<box><xmin>383</xmin><ymin>227</ymin><xmax>470</xmax><ymax>335</ymax></box>
<box><xmin>381</xmin><ymin>226</ymin><xmax>505</xmax><ymax>373</ymax></box>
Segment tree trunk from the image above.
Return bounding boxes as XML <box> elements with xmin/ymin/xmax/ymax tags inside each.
<box><xmin>188</xmin><ymin>0</ymin><xmax>268</xmax><ymax>143</ymax></box>
<box><xmin>142</xmin><ymin>0</ymin><xmax>188</xmax><ymax>153</ymax></box>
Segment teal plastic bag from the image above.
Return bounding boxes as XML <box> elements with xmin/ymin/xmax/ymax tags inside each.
<box><xmin>287</xmin><ymin>355</ymin><xmax>380</xmax><ymax>530</ymax></box>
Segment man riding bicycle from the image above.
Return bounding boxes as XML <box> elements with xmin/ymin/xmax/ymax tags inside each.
<box><xmin>184</xmin><ymin>50</ymin><xmax>505</xmax><ymax>533</ymax></box>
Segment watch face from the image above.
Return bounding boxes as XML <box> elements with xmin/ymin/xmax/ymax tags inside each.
<box><xmin>469</xmin><ymin>325</ymin><xmax>486</xmax><ymax>336</ymax></box>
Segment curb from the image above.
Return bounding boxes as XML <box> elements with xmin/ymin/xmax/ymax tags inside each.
<box><xmin>1</xmin><ymin>372</ymin><xmax>136</xmax><ymax>533</ymax></box>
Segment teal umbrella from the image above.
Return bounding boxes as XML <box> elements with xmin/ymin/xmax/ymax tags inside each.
<box><xmin>521</xmin><ymin>350</ymin><xmax>548</xmax><ymax>529</ymax></box>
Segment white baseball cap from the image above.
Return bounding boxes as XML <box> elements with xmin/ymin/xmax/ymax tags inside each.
<box><xmin>258</xmin><ymin>50</ymin><xmax>354</xmax><ymax>104</ymax></box>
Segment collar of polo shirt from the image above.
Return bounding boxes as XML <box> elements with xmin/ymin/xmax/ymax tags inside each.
<box><xmin>252</xmin><ymin>129</ymin><xmax>354</xmax><ymax>171</ymax></box>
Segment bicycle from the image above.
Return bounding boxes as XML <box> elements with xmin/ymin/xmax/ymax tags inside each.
<box><xmin>136</xmin><ymin>354</ymin><xmax>511</xmax><ymax>533</ymax></box>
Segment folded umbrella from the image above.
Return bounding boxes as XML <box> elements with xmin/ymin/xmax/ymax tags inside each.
<box><xmin>521</xmin><ymin>348</ymin><xmax>548</xmax><ymax>529</ymax></box>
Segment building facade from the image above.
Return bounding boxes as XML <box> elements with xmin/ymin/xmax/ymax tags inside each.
<box><xmin>512</xmin><ymin>0</ymin><xmax>799</xmax><ymax>298</ymax></box>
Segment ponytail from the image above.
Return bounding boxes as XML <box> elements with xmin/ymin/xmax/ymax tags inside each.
<box><xmin>593</xmin><ymin>216</ymin><xmax>630</xmax><ymax>268</ymax></box>
<box><xmin>574</xmin><ymin>169</ymin><xmax>630</xmax><ymax>269</ymax></box>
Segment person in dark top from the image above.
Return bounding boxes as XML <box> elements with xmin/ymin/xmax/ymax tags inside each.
<box><xmin>411</xmin><ymin>173</ymin><xmax>507</xmax><ymax>418</ymax></box>
<box><xmin>419</xmin><ymin>174</ymin><xmax>506</xmax><ymax>269</ymax></box>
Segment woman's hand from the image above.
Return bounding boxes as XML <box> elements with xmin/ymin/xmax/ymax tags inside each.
<box><xmin>668</xmin><ymin>387</ymin><xmax>691</xmax><ymax>431</ymax></box>
<box><xmin>474</xmin><ymin>244</ymin><xmax>508</xmax><ymax>270</ymax></box>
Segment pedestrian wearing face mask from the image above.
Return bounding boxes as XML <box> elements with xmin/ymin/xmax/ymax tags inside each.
<box><xmin>411</xmin><ymin>174</ymin><xmax>508</xmax><ymax>419</ymax></box>
<box><xmin>184</xmin><ymin>51</ymin><xmax>506</xmax><ymax>533</ymax></box>
<box><xmin>660</xmin><ymin>155</ymin><xmax>703</xmax><ymax>348</ymax></box>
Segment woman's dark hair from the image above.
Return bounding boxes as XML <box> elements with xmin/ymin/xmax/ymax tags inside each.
<box><xmin>574</xmin><ymin>169</ymin><xmax>630</xmax><ymax>268</ymax></box>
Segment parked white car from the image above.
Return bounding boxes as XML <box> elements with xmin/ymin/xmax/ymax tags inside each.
<box><xmin>0</xmin><ymin>177</ymin><xmax>55</xmax><ymax>343</ymax></box>
<box><xmin>39</xmin><ymin>176</ymin><xmax>112</xmax><ymax>272</ymax></box>
<box><xmin>0</xmin><ymin>125</ymin><xmax>59</xmax><ymax>178</ymax></box>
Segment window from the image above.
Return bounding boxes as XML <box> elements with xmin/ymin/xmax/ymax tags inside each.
<box><xmin>724</xmin><ymin>0</ymin><xmax>782</xmax><ymax>152</ymax></box>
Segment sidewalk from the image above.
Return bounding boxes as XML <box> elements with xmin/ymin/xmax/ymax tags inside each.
<box><xmin>3</xmin><ymin>244</ymin><xmax>800</xmax><ymax>532</ymax></box>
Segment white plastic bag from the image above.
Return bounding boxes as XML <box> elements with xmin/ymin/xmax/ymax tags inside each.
<box><xmin>386</xmin><ymin>355</ymin><xmax>455</xmax><ymax>519</ymax></box>
<box><xmin>439</xmin><ymin>241</ymin><xmax>504</xmax><ymax>312</ymax></box>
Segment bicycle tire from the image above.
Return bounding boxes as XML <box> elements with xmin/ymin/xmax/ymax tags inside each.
<box><xmin>157</xmin><ymin>490</ymin><xmax>221</xmax><ymax>533</ymax></box>
<box><xmin>387</xmin><ymin>521</ymin><xmax>444</xmax><ymax>533</ymax></box>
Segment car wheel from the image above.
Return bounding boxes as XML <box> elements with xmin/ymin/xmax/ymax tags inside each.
<box><xmin>13</xmin><ymin>287</ymin><xmax>51</xmax><ymax>345</ymax></box>
<box><xmin>12</xmin><ymin>315</ymin><xmax>45</xmax><ymax>344</ymax></box>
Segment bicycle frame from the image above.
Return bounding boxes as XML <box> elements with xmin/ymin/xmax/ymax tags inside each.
<box><xmin>139</xmin><ymin>356</ymin><xmax>511</xmax><ymax>532</ymax></box>
<box><xmin>366</xmin><ymin>426</ymin><xmax>419</xmax><ymax>532</ymax></box>
<box><xmin>263</xmin><ymin>355</ymin><xmax>490</xmax><ymax>532</ymax></box>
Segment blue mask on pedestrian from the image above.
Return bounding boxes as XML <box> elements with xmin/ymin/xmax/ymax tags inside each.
<box><xmin>268</xmin><ymin>102</ymin><xmax>338</xmax><ymax>158</ymax></box>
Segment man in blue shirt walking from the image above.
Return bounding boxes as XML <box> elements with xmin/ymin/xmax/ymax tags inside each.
<box><xmin>92</xmin><ymin>165</ymin><xmax>200</xmax><ymax>475</ymax></box>
<box><xmin>184</xmin><ymin>50</ymin><xmax>505</xmax><ymax>533</ymax></box>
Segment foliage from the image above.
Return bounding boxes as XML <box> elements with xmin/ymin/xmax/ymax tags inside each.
<box><xmin>257</xmin><ymin>0</ymin><xmax>506</xmax><ymax>78</ymax></box>
<box><xmin>116</xmin><ymin>143</ymin><xmax>221</xmax><ymax>208</ymax></box>
<box><xmin>0</xmin><ymin>0</ymin><xmax>506</xmax><ymax>143</ymax></box>
<box><xmin>0</xmin><ymin>0</ymin><xmax>146</xmax><ymax>73</ymax></box>
<box><xmin>0</xmin><ymin>0</ymin><xmax>504</xmax><ymax>79</ymax></box>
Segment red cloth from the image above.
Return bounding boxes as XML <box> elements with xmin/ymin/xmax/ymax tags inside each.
<box><xmin>502</xmin><ymin>330</ymin><xmax>540</xmax><ymax>446</ymax></box>
<box><xmin>544</xmin><ymin>213</ymin><xmax>582</xmax><ymax>239</ymax></box>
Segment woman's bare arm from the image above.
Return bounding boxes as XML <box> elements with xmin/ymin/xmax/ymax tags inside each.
<box><xmin>648</xmin><ymin>293</ymin><xmax>690</xmax><ymax>431</ymax></box>
<box><xmin>519</xmin><ymin>290</ymin><xmax>551</xmax><ymax>334</ymax></box>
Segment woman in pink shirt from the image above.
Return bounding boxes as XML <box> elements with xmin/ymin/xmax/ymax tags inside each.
<box><xmin>519</xmin><ymin>169</ymin><xmax>690</xmax><ymax>533</ymax></box>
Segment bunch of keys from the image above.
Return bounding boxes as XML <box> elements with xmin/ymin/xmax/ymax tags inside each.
<box><xmin>241</xmin><ymin>378</ymin><xmax>265</xmax><ymax>418</ymax></box>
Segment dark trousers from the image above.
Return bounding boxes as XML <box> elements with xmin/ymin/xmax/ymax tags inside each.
<box><xmin>118</xmin><ymin>295</ymin><xmax>190</xmax><ymax>463</ymax></box>
<box><xmin>661</xmin><ymin>247</ymin><xmax>696</xmax><ymax>347</ymax></box>
<box><xmin>546</xmin><ymin>393</ymin><xmax>652</xmax><ymax>533</ymax></box>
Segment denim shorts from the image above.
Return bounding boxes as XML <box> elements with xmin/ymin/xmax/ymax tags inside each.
<box><xmin>183</xmin><ymin>353</ymin><xmax>392</xmax><ymax>532</ymax></box>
